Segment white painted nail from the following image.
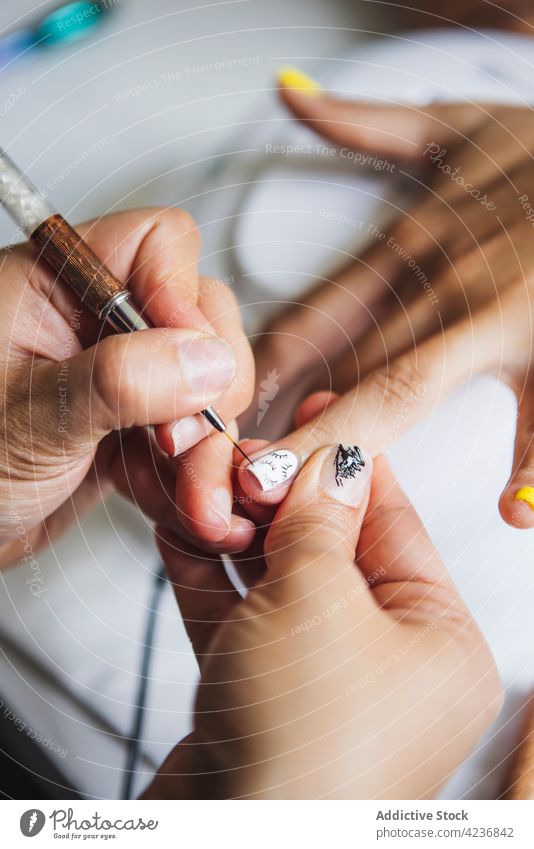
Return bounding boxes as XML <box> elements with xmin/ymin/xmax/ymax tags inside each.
<box><xmin>247</xmin><ymin>449</ymin><xmax>300</xmax><ymax>492</ymax></box>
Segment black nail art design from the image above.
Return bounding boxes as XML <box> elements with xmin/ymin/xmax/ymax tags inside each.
<box><xmin>334</xmin><ymin>444</ymin><xmax>366</xmax><ymax>487</ymax></box>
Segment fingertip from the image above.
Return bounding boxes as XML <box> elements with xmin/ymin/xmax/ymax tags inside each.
<box><xmin>500</xmin><ymin>485</ymin><xmax>534</xmax><ymax>529</ymax></box>
<box><xmin>515</xmin><ymin>485</ymin><xmax>534</xmax><ymax>512</ymax></box>
<box><xmin>240</xmin><ymin>469</ymin><xmax>293</xmax><ymax>505</ymax></box>
<box><xmin>277</xmin><ymin>66</ymin><xmax>323</xmax><ymax>98</ymax></box>
<box><xmin>234</xmin><ymin>476</ymin><xmax>275</xmax><ymax>525</ymax></box>
<box><xmin>237</xmin><ymin>447</ymin><xmax>301</xmax><ymax>504</ymax></box>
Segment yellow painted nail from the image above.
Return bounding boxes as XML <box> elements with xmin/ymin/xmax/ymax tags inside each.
<box><xmin>514</xmin><ymin>486</ymin><xmax>534</xmax><ymax>511</ymax></box>
<box><xmin>277</xmin><ymin>66</ymin><xmax>323</xmax><ymax>96</ymax></box>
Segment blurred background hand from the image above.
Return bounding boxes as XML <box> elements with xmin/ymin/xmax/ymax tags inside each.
<box><xmin>245</xmin><ymin>89</ymin><xmax>534</xmax><ymax>528</ymax></box>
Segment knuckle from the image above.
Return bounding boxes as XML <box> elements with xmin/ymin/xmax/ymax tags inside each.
<box><xmin>265</xmin><ymin>504</ymin><xmax>353</xmax><ymax>561</ymax></box>
<box><xmin>375</xmin><ymin>359</ymin><xmax>427</xmax><ymax>411</ymax></box>
<box><xmin>161</xmin><ymin>207</ymin><xmax>199</xmax><ymax>246</ymax></box>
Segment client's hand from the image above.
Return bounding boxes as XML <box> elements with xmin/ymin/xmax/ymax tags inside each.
<box><xmin>0</xmin><ymin>208</ymin><xmax>253</xmax><ymax>569</ymax></box>
<box><xmin>246</xmin><ymin>81</ymin><xmax>534</xmax><ymax>527</ymax></box>
<box><xmin>145</xmin><ymin>447</ymin><xmax>501</xmax><ymax>799</ymax></box>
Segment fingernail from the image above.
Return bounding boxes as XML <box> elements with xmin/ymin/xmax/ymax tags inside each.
<box><xmin>246</xmin><ymin>448</ymin><xmax>300</xmax><ymax>492</ymax></box>
<box><xmin>171</xmin><ymin>416</ymin><xmax>205</xmax><ymax>456</ymax></box>
<box><xmin>320</xmin><ymin>444</ymin><xmax>373</xmax><ymax>506</ymax></box>
<box><xmin>231</xmin><ymin>516</ymin><xmax>256</xmax><ymax>534</ymax></box>
<box><xmin>277</xmin><ymin>66</ymin><xmax>323</xmax><ymax>96</ymax></box>
<box><xmin>514</xmin><ymin>486</ymin><xmax>534</xmax><ymax>511</ymax></box>
<box><xmin>180</xmin><ymin>336</ymin><xmax>236</xmax><ymax>393</ymax></box>
<box><xmin>208</xmin><ymin>487</ymin><xmax>232</xmax><ymax>539</ymax></box>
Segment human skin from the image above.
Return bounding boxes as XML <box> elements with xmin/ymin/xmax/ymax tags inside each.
<box><xmin>0</xmin><ymin>207</ymin><xmax>254</xmax><ymax>569</ymax></box>
<box><xmin>172</xmin><ymin>5</ymin><xmax>534</xmax><ymax>543</ymax></box>
<box><xmin>394</xmin><ymin>0</ymin><xmax>534</xmax><ymax>32</ymax></box>
<box><xmin>142</xmin><ymin>448</ymin><xmax>502</xmax><ymax>799</ymax></box>
<box><xmin>110</xmin><ymin>7</ymin><xmax>534</xmax><ymax>548</ymax></box>
<box><xmin>233</xmin><ymin>90</ymin><xmax>534</xmax><ymax>530</ymax></box>
<box><xmin>134</xmin><ymin>0</ymin><xmax>514</xmax><ymax>801</ymax></box>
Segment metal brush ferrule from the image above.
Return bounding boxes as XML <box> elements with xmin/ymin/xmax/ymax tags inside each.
<box><xmin>201</xmin><ymin>407</ymin><xmax>227</xmax><ymax>433</ymax></box>
<box><xmin>102</xmin><ymin>292</ymin><xmax>150</xmax><ymax>332</ymax></box>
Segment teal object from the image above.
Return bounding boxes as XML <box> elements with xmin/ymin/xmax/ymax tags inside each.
<box><xmin>34</xmin><ymin>2</ymin><xmax>105</xmax><ymax>46</ymax></box>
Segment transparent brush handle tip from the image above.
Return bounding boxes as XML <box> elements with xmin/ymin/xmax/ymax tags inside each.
<box><xmin>0</xmin><ymin>147</ymin><xmax>55</xmax><ymax>236</ymax></box>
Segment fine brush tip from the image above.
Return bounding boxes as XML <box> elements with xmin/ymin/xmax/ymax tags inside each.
<box><xmin>223</xmin><ymin>431</ymin><xmax>254</xmax><ymax>466</ymax></box>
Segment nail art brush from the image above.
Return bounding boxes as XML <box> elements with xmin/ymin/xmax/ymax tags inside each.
<box><xmin>0</xmin><ymin>146</ymin><xmax>252</xmax><ymax>461</ymax></box>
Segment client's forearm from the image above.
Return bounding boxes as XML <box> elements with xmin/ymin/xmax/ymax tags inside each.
<box><xmin>393</xmin><ymin>0</ymin><xmax>534</xmax><ymax>33</ymax></box>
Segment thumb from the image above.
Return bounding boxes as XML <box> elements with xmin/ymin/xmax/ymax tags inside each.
<box><xmin>33</xmin><ymin>328</ymin><xmax>236</xmax><ymax>451</ymax></box>
<box><xmin>278</xmin><ymin>68</ymin><xmax>485</xmax><ymax>162</ymax></box>
<box><xmin>263</xmin><ymin>443</ymin><xmax>373</xmax><ymax>595</ymax></box>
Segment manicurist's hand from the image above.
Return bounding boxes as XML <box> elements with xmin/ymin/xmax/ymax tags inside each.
<box><xmin>144</xmin><ymin>447</ymin><xmax>501</xmax><ymax>799</ymax></box>
<box><xmin>0</xmin><ymin>207</ymin><xmax>253</xmax><ymax>568</ymax></box>
<box><xmin>245</xmin><ymin>79</ymin><xmax>534</xmax><ymax>527</ymax></box>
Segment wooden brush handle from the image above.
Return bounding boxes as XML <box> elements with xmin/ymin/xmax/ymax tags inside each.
<box><xmin>31</xmin><ymin>214</ymin><xmax>125</xmax><ymax>317</ymax></box>
<box><xmin>503</xmin><ymin>695</ymin><xmax>534</xmax><ymax>799</ymax></box>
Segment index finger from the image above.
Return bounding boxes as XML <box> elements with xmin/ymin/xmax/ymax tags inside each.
<box><xmin>237</xmin><ymin>301</ymin><xmax>505</xmax><ymax>507</ymax></box>
<box><xmin>75</xmin><ymin>207</ymin><xmax>209</xmax><ymax>332</ymax></box>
